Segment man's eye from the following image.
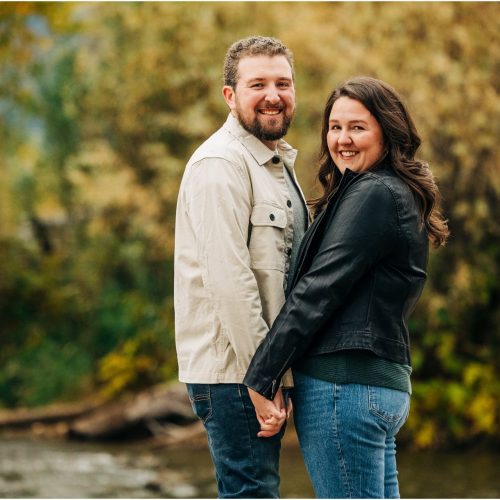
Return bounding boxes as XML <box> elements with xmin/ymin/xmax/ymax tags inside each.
<box><xmin>251</xmin><ymin>83</ymin><xmax>264</xmax><ymax>88</ymax></box>
<box><xmin>277</xmin><ymin>82</ymin><xmax>291</xmax><ymax>88</ymax></box>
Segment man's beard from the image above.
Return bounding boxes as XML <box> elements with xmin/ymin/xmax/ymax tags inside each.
<box><xmin>236</xmin><ymin>109</ymin><xmax>293</xmax><ymax>142</ymax></box>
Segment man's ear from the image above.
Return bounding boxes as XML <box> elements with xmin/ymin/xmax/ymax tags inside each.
<box><xmin>222</xmin><ymin>85</ymin><xmax>236</xmax><ymax>111</ymax></box>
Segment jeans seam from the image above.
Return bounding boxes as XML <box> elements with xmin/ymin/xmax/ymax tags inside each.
<box><xmin>237</xmin><ymin>384</ymin><xmax>260</xmax><ymax>492</ymax></box>
<box><xmin>368</xmin><ymin>385</ymin><xmax>404</xmax><ymax>425</ymax></box>
<box><xmin>393</xmin><ymin>394</ymin><xmax>411</xmax><ymax>434</ymax></box>
<box><xmin>191</xmin><ymin>394</ymin><xmax>210</xmax><ymax>401</ymax></box>
<box><xmin>200</xmin><ymin>385</ymin><xmax>212</xmax><ymax>424</ymax></box>
<box><xmin>332</xmin><ymin>384</ymin><xmax>353</xmax><ymax>498</ymax></box>
<box><xmin>187</xmin><ymin>384</ymin><xmax>213</xmax><ymax>424</ymax></box>
<box><xmin>205</xmin><ymin>385</ymin><xmax>213</xmax><ymax>423</ymax></box>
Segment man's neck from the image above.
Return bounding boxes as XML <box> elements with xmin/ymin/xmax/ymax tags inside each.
<box><xmin>261</xmin><ymin>139</ymin><xmax>278</xmax><ymax>151</ymax></box>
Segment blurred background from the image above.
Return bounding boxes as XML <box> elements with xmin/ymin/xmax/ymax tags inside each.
<box><xmin>0</xmin><ymin>2</ymin><xmax>499</xmax><ymax>498</ymax></box>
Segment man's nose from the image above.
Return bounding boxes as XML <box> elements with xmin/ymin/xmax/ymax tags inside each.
<box><xmin>264</xmin><ymin>87</ymin><xmax>280</xmax><ymax>104</ymax></box>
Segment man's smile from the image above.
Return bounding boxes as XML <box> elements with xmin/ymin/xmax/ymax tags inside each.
<box><xmin>258</xmin><ymin>108</ymin><xmax>282</xmax><ymax>115</ymax></box>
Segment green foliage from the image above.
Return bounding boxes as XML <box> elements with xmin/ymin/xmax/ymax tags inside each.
<box><xmin>403</xmin><ymin>363</ymin><xmax>500</xmax><ymax>449</ymax></box>
<box><xmin>0</xmin><ymin>337</ymin><xmax>92</xmax><ymax>407</ymax></box>
<box><xmin>0</xmin><ymin>3</ymin><xmax>498</xmax><ymax>448</ymax></box>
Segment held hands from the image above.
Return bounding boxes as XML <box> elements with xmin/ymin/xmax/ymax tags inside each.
<box><xmin>248</xmin><ymin>387</ymin><xmax>293</xmax><ymax>438</ymax></box>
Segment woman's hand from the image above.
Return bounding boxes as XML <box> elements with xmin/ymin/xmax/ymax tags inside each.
<box><xmin>248</xmin><ymin>387</ymin><xmax>288</xmax><ymax>438</ymax></box>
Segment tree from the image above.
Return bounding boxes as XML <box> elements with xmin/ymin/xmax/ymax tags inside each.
<box><xmin>0</xmin><ymin>2</ymin><xmax>498</xmax><ymax>448</ymax></box>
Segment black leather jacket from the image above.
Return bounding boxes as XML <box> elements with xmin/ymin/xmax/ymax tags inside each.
<box><xmin>244</xmin><ymin>163</ymin><xmax>429</xmax><ymax>399</ymax></box>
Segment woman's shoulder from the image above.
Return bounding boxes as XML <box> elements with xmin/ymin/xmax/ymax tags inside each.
<box><xmin>361</xmin><ymin>165</ymin><xmax>411</xmax><ymax>200</ymax></box>
<box><xmin>347</xmin><ymin>166</ymin><xmax>399</xmax><ymax>199</ymax></box>
<box><xmin>338</xmin><ymin>167</ymin><xmax>413</xmax><ymax>221</ymax></box>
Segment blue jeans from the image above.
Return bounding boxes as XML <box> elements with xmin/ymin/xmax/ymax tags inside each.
<box><xmin>186</xmin><ymin>383</ymin><xmax>285</xmax><ymax>498</ymax></box>
<box><xmin>292</xmin><ymin>371</ymin><xmax>410</xmax><ymax>498</ymax></box>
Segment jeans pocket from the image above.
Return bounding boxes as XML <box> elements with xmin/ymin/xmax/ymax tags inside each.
<box><xmin>368</xmin><ymin>385</ymin><xmax>410</xmax><ymax>428</ymax></box>
<box><xmin>186</xmin><ymin>384</ymin><xmax>212</xmax><ymax>424</ymax></box>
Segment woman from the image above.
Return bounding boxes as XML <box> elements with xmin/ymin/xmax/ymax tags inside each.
<box><xmin>243</xmin><ymin>76</ymin><xmax>449</xmax><ymax>498</ymax></box>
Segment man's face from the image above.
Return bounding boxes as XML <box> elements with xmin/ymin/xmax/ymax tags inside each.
<box><xmin>223</xmin><ymin>55</ymin><xmax>295</xmax><ymax>149</ymax></box>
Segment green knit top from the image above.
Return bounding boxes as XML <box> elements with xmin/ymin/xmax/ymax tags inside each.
<box><xmin>294</xmin><ymin>349</ymin><xmax>412</xmax><ymax>394</ymax></box>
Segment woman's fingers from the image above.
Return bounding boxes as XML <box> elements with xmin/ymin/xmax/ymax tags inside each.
<box><xmin>258</xmin><ymin>411</ymin><xmax>285</xmax><ymax>426</ymax></box>
<box><xmin>247</xmin><ymin>387</ymin><xmax>286</xmax><ymax>437</ymax></box>
<box><xmin>257</xmin><ymin>420</ymin><xmax>283</xmax><ymax>438</ymax></box>
<box><xmin>263</xmin><ymin>411</ymin><xmax>285</xmax><ymax>424</ymax></box>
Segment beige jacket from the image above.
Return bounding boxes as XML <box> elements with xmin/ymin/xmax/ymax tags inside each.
<box><xmin>174</xmin><ymin>114</ymin><xmax>307</xmax><ymax>384</ymax></box>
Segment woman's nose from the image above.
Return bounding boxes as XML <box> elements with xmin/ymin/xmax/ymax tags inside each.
<box><xmin>338</xmin><ymin>129</ymin><xmax>352</xmax><ymax>144</ymax></box>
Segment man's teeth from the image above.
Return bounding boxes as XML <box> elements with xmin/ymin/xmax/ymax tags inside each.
<box><xmin>260</xmin><ymin>109</ymin><xmax>280</xmax><ymax>115</ymax></box>
<box><xmin>340</xmin><ymin>151</ymin><xmax>357</xmax><ymax>157</ymax></box>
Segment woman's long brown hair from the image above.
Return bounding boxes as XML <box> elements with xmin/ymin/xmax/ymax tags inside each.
<box><xmin>311</xmin><ymin>76</ymin><xmax>449</xmax><ymax>248</ymax></box>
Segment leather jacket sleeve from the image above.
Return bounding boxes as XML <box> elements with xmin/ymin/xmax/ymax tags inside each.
<box><xmin>243</xmin><ymin>175</ymin><xmax>400</xmax><ymax>399</ymax></box>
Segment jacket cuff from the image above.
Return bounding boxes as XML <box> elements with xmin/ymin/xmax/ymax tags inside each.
<box><xmin>243</xmin><ymin>372</ymin><xmax>280</xmax><ymax>400</ymax></box>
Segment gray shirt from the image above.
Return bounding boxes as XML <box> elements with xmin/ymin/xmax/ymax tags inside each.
<box><xmin>284</xmin><ymin>165</ymin><xmax>308</xmax><ymax>289</ymax></box>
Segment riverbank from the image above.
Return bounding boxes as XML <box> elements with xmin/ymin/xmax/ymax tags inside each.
<box><xmin>1</xmin><ymin>380</ymin><xmax>499</xmax><ymax>499</ymax></box>
<box><xmin>1</xmin><ymin>381</ymin><xmax>498</xmax><ymax>454</ymax></box>
<box><xmin>0</xmin><ymin>382</ymin><xmax>200</xmax><ymax>445</ymax></box>
<box><xmin>1</xmin><ymin>434</ymin><xmax>499</xmax><ymax>498</ymax></box>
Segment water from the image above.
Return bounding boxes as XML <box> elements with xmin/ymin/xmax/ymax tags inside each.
<box><xmin>0</xmin><ymin>436</ymin><xmax>498</xmax><ymax>498</ymax></box>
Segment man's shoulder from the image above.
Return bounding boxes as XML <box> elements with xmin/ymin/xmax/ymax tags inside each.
<box><xmin>188</xmin><ymin>123</ymin><xmax>247</xmax><ymax>167</ymax></box>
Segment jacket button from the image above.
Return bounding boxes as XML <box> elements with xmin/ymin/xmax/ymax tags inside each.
<box><xmin>269</xmin><ymin>213</ymin><xmax>275</xmax><ymax>221</ymax></box>
<box><xmin>287</xmin><ymin>200</ymin><xmax>292</xmax><ymax>208</ymax></box>
<box><xmin>272</xmin><ymin>156</ymin><xmax>280</xmax><ymax>164</ymax></box>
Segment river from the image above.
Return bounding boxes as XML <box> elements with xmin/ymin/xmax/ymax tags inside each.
<box><xmin>0</xmin><ymin>436</ymin><xmax>498</xmax><ymax>498</ymax></box>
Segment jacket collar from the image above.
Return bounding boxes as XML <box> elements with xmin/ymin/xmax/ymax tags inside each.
<box><xmin>341</xmin><ymin>159</ymin><xmax>392</xmax><ymax>180</ymax></box>
<box><xmin>223</xmin><ymin>113</ymin><xmax>298</xmax><ymax>167</ymax></box>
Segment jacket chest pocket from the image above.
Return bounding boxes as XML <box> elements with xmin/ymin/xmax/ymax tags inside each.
<box><xmin>249</xmin><ymin>203</ymin><xmax>286</xmax><ymax>271</ymax></box>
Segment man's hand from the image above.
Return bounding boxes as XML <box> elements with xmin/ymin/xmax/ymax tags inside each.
<box><xmin>248</xmin><ymin>387</ymin><xmax>288</xmax><ymax>438</ymax></box>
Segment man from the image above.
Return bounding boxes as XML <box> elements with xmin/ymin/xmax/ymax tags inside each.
<box><xmin>174</xmin><ymin>36</ymin><xmax>308</xmax><ymax>498</ymax></box>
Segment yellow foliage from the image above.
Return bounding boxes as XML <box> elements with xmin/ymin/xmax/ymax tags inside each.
<box><xmin>414</xmin><ymin>420</ymin><xmax>438</xmax><ymax>449</ymax></box>
<box><xmin>467</xmin><ymin>393</ymin><xmax>497</xmax><ymax>433</ymax></box>
<box><xmin>447</xmin><ymin>383</ymin><xmax>468</xmax><ymax>412</ymax></box>
<box><xmin>98</xmin><ymin>336</ymin><xmax>160</xmax><ymax>399</ymax></box>
<box><xmin>463</xmin><ymin>363</ymin><xmax>488</xmax><ymax>387</ymax></box>
<box><xmin>1</xmin><ymin>2</ymin><xmax>498</xmax><ymax>447</ymax></box>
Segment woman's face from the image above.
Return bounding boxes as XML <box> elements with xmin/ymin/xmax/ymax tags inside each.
<box><xmin>327</xmin><ymin>96</ymin><xmax>385</xmax><ymax>174</ymax></box>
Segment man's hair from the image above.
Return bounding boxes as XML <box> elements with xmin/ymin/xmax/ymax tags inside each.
<box><xmin>223</xmin><ymin>36</ymin><xmax>294</xmax><ymax>88</ymax></box>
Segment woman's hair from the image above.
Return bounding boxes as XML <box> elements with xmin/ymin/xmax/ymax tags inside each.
<box><xmin>311</xmin><ymin>76</ymin><xmax>449</xmax><ymax>248</ymax></box>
